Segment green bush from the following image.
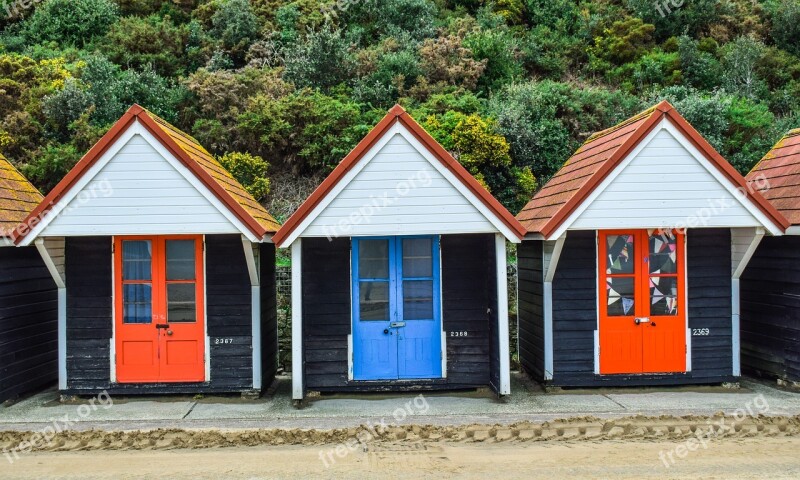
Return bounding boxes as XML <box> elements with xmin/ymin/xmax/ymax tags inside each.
<box><xmin>21</xmin><ymin>0</ymin><xmax>119</xmax><ymax>47</ymax></box>
<box><xmin>218</xmin><ymin>151</ymin><xmax>271</xmax><ymax>200</ymax></box>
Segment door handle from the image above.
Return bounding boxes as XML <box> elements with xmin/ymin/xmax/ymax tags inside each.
<box><xmin>650</xmin><ymin>322</ymin><xmax>656</xmax><ymax>327</ymax></box>
<box><xmin>390</xmin><ymin>321</ymin><xmax>406</xmax><ymax>328</ymax></box>
<box><xmin>166</xmin><ymin>330</ymin><xmax>174</xmax><ymax>336</ymax></box>
<box><xmin>634</xmin><ymin>318</ymin><xmax>649</xmax><ymax>325</ymax></box>
<box><xmin>155</xmin><ymin>324</ymin><xmax>169</xmax><ymax>329</ymax></box>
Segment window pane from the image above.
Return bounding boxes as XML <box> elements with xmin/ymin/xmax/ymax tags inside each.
<box><xmin>123</xmin><ymin>284</ymin><xmax>152</xmax><ymax>324</ymax></box>
<box><xmin>123</xmin><ymin>241</ymin><xmax>152</xmax><ymax>281</ymax></box>
<box><xmin>650</xmin><ymin>276</ymin><xmax>678</xmax><ymax>316</ymax></box>
<box><xmin>403</xmin><ymin>280</ymin><xmax>433</xmax><ymax>320</ymax></box>
<box><xmin>358</xmin><ymin>240</ymin><xmax>389</xmax><ymax>279</ymax></box>
<box><xmin>166</xmin><ymin>240</ymin><xmax>196</xmax><ymax>281</ymax></box>
<box><xmin>607</xmin><ymin>277</ymin><xmax>635</xmax><ymax>316</ymax></box>
<box><xmin>359</xmin><ymin>281</ymin><xmax>389</xmax><ymax>321</ymax></box>
<box><xmin>649</xmin><ymin>231</ymin><xmax>677</xmax><ymax>274</ymax></box>
<box><xmin>402</xmin><ymin>238</ymin><xmax>433</xmax><ymax>278</ymax></box>
<box><xmin>606</xmin><ymin>234</ymin><xmax>635</xmax><ymax>274</ymax></box>
<box><xmin>167</xmin><ymin>283</ymin><xmax>196</xmax><ymax>323</ymax></box>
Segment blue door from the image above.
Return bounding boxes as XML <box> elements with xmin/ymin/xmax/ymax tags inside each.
<box><xmin>352</xmin><ymin>236</ymin><xmax>442</xmax><ymax>381</ymax></box>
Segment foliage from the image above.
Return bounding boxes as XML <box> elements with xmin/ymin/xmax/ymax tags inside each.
<box><xmin>218</xmin><ymin>151</ymin><xmax>271</xmax><ymax>200</ymax></box>
<box><xmin>0</xmin><ymin>0</ymin><xmax>798</xmax><ymax>210</ymax></box>
<box><xmin>20</xmin><ymin>0</ymin><xmax>119</xmax><ymax>47</ymax></box>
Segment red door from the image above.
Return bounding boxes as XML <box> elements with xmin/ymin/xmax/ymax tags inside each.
<box><xmin>599</xmin><ymin>230</ymin><xmax>686</xmax><ymax>375</ymax></box>
<box><xmin>115</xmin><ymin>236</ymin><xmax>205</xmax><ymax>383</ymax></box>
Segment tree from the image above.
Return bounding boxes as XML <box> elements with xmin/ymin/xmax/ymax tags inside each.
<box><xmin>211</xmin><ymin>0</ymin><xmax>261</xmax><ymax>62</ymax></box>
<box><xmin>721</xmin><ymin>36</ymin><xmax>766</xmax><ymax>100</ymax></box>
<box><xmin>769</xmin><ymin>0</ymin><xmax>800</xmax><ymax>56</ymax></box>
<box><xmin>283</xmin><ymin>26</ymin><xmax>356</xmax><ymax>91</ymax></box>
<box><xmin>102</xmin><ymin>15</ymin><xmax>189</xmax><ymax>77</ymax></box>
<box><xmin>21</xmin><ymin>0</ymin><xmax>119</xmax><ymax>47</ymax></box>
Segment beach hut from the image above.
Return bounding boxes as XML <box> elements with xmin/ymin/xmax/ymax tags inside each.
<box><xmin>515</xmin><ymin>101</ymin><xmax>787</xmax><ymax>387</ymax></box>
<box><xmin>273</xmin><ymin>105</ymin><xmax>526</xmax><ymax>401</ymax></box>
<box><xmin>741</xmin><ymin>128</ymin><xmax>800</xmax><ymax>385</ymax></box>
<box><xmin>12</xmin><ymin>105</ymin><xmax>280</xmax><ymax>396</ymax></box>
<box><xmin>0</xmin><ymin>153</ymin><xmax>58</xmax><ymax>403</ymax></box>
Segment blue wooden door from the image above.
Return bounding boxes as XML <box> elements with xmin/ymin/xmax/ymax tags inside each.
<box><xmin>352</xmin><ymin>236</ymin><xmax>442</xmax><ymax>381</ymax></box>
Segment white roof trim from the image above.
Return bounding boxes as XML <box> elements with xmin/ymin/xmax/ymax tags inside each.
<box><xmin>19</xmin><ymin>121</ymin><xmax>259</xmax><ymax>245</ymax></box>
<box><xmin>277</xmin><ymin>121</ymin><xmax>520</xmax><ymax>248</ymax></box>
<box><xmin>546</xmin><ymin>118</ymin><xmax>784</xmax><ymax>240</ymax></box>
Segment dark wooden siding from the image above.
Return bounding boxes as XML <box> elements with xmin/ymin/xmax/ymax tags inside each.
<box><xmin>64</xmin><ymin>235</ymin><xmax>259</xmax><ymax>395</ymax></box>
<box><xmin>302</xmin><ymin>234</ymin><xmax>497</xmax><ymax>393</ymax></box>
<box><xmin>548</xmin><ymin>229</ymin><xmax>734</xmax><ymax>387</ymax></box>
<box><xmin>260</xmin><ymin>242</ymin><xmax>278</xmax><ymax>387</ymax></box>
<box><xmin>205</xmin><ymin>234</ymin><xmax>253</xmax><ymax>390</ymax></box>
<box><xmin>517</xmin><ymin>240</ymin><xmax>544</xmax><ymax>380</ymax></box>
<box><xmin>741</xmin><ymin>236</ymin><xmax>800</xmax><ymax>382</ymax></box>
<box><xmin>0</xmin><ymin>246</ymin><xmax>58</xmax><ymax>402</ymax></box>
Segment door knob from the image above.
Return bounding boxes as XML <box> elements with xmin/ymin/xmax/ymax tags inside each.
<box><xmin>167</xmin><ymin>330</ymin><xmax>173</xmax><ymax>336</ymax></box>
<box><xmin>650</xmin><ymin>322</ymin><xmax>656</xmax><ymax>327</ymax></box>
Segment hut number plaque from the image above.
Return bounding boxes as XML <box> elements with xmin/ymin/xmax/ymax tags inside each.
<box><xmin>691</xmin><ymin>328</ymin><xmax>710</xmax><ymax>336</ymax></box>
<box><xmin>449</xmin><ymin>331</ymin><xmax>469</xmax><ymax>337</ymax></box>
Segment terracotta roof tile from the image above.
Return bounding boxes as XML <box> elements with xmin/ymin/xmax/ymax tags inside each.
<box><xmin>0</xmin><ymin>153</ymin><xmax>43</xmax><ymax>238</ymax></box>
<box><xmin>747</xmin><ymin>128</ymin><xmax>800</xmax><ymax>225</ymax></box>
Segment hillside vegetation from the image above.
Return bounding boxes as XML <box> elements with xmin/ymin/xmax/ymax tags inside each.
<box><xmin>1</xmin><ymin>0</ymin><xmax>798</xmax><ymax>217</ymax></box>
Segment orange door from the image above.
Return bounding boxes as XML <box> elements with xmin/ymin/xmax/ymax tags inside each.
<box><xmin>115</xmin><ymin>236</ymin><xmax>205</xmax><ymax>383</ymax></box>
<box><xmin>599</xmin><ymin>230</ymin><xmax>686</xmax><ymax>375</ymax></box>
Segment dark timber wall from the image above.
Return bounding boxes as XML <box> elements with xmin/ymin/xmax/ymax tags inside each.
<box><xmin>64</xmin><ymin>235</ymin><xmax>266</xmax><ymax>395</ymax></box>
<box><xmin>260</xmin><ymin>243</ymin><xmax>278</xmax><ymax>387</ymax></box>
<box><xmin>517</xmin><ymin>240</ymin><xmax>544</xmax><ymax>379</ymax></box>
<box><xmin>0</xmin><ymin>246</ymin><xmax>58</xmax><ymax>402</ymax></box>
<box><xmin>741</xmin><ymin>236</ymin><xmax>800</xmax><ymax>382</ymax></box>
<box><xmin>301</xmin><ymin>234</ymin><xmax>499</xmax><ymax>393</ymax></box>
<box><xmin>524</xmin><ymin>229</ymin><xmax>734</xmax><ymax>387</ymax></box>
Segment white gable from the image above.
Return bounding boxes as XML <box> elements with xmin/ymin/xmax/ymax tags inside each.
<box><xmin>34</xmin><ymin>124</ymin><xmax>249</xmax><ymax>239</ymax></box>
<box><xmin>560</xmin><ymin>120</ymin><xmax>777</xmax><ymax>235</ymax></box>
<box><xmin>299</xmin><ymin>125</ymin><xmax>506</xmax><ymax>241</ymax></box>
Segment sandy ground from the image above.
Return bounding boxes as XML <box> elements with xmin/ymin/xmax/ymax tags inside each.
<box><xmin>1</xmin><ymin>437</ymin><xmax>799</xmax><ymax>479</ymax></box>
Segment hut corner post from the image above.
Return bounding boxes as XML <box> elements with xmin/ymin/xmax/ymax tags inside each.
<box><xmin>730</xmin><ymin>227</ymin><xmax>765</xmax><ymax>377</ymax></box>
<box><xmin>35</xmin><ymin>238</ymin><xmax>67</xmax><ymax>390</ymax></box>
<box><xmin>543</xmin><ymin>235</ymin><xmax>566</xmax><ymax>381</ymax></box>
<box><xmin>291</xmin><ymin>239</ymin><xmax>304</xmax><ymax>400</ymax></box>
<box><xmin>242</xmin><ymin>236</ymin><xmax>262</xmax><ymax>390</ymax></box>
<box><xmin>495</xmin><ymin>234</ymin><xmax>511</xmax><ymax>395</ymax></box>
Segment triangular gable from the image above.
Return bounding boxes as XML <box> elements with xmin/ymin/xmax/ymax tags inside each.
<box><xmin>273</xmin><ymin>105</ymin><xmax>526</xmax><ymax>247</ymax></box>
<box><xmin>746</xmin><ymin>128</ymin><xmax>800</xmax><ymax>225</ymax></box>
<box><xmin>0</xmin><ymin>152</ymin><xmax>43</xmax><ymax>238</ymax></box>
<box><xmin>517</xmin><ymin>101</ymin><xmax>788</xmax><ymax>239</ymax></box>
<box><xmin>14</xmin><ymin>105</ymin><xmax>278</xmax><ymax>245</ymax></box>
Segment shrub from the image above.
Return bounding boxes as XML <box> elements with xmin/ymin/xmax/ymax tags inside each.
<box><xmin>21</xmin><ymin>0</ymin><xmax>119</xmax><ymax>47</ymax></box>
<box><xmin>218</xmin><ymin>152</ymin><xmax>271</xmax><ymax>200</ymax></box>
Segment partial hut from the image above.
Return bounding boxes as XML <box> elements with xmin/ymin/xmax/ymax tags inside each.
<box><xmin>13</xmin><ymin>105</ymin><xmax>280</xmax><ymax>396</ymax></box>
<box><xmin>741</xmin><ymin>128</ymin><xmax>800</xmax><ymax>384</ymax></box>
<box><xmin>0</xmin><ymin>153</ymin><xmax>58</xmax><ymax>403</ymax></box>
<box><xmin>515</xmin><ymin>101</ymin><xmax>787</xmax><ymax>387</ymax></box>
<box><xmin>274</xmin><ymin>105</ymin><xmax>526</xmax><ymax>401</ymax></box>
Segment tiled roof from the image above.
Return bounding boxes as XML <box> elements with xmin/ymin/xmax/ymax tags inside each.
<box><xmin>746</xmin><ymin>128</ymin><xmax>800</xmax><ymax>225</ymax></box>
<box><xmin>0</xmin><ymin>152</ymin><xmax>43</xmax><ymax>238</ymax></box>
<box><xmin>516</xmin><ymin>101</ymin><xmax>788</xmax><ymax>237</ymax></box>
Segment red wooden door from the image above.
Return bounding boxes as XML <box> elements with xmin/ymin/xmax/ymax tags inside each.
<box><xmin>599</xmin><ymin>230</ymin><xmax>686</xmax><ymax>375</ymax></box>
<box><xmin>115</xmin><ymin>236</ymin><xmax>205</xmax><ymax>383</ymax></box>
